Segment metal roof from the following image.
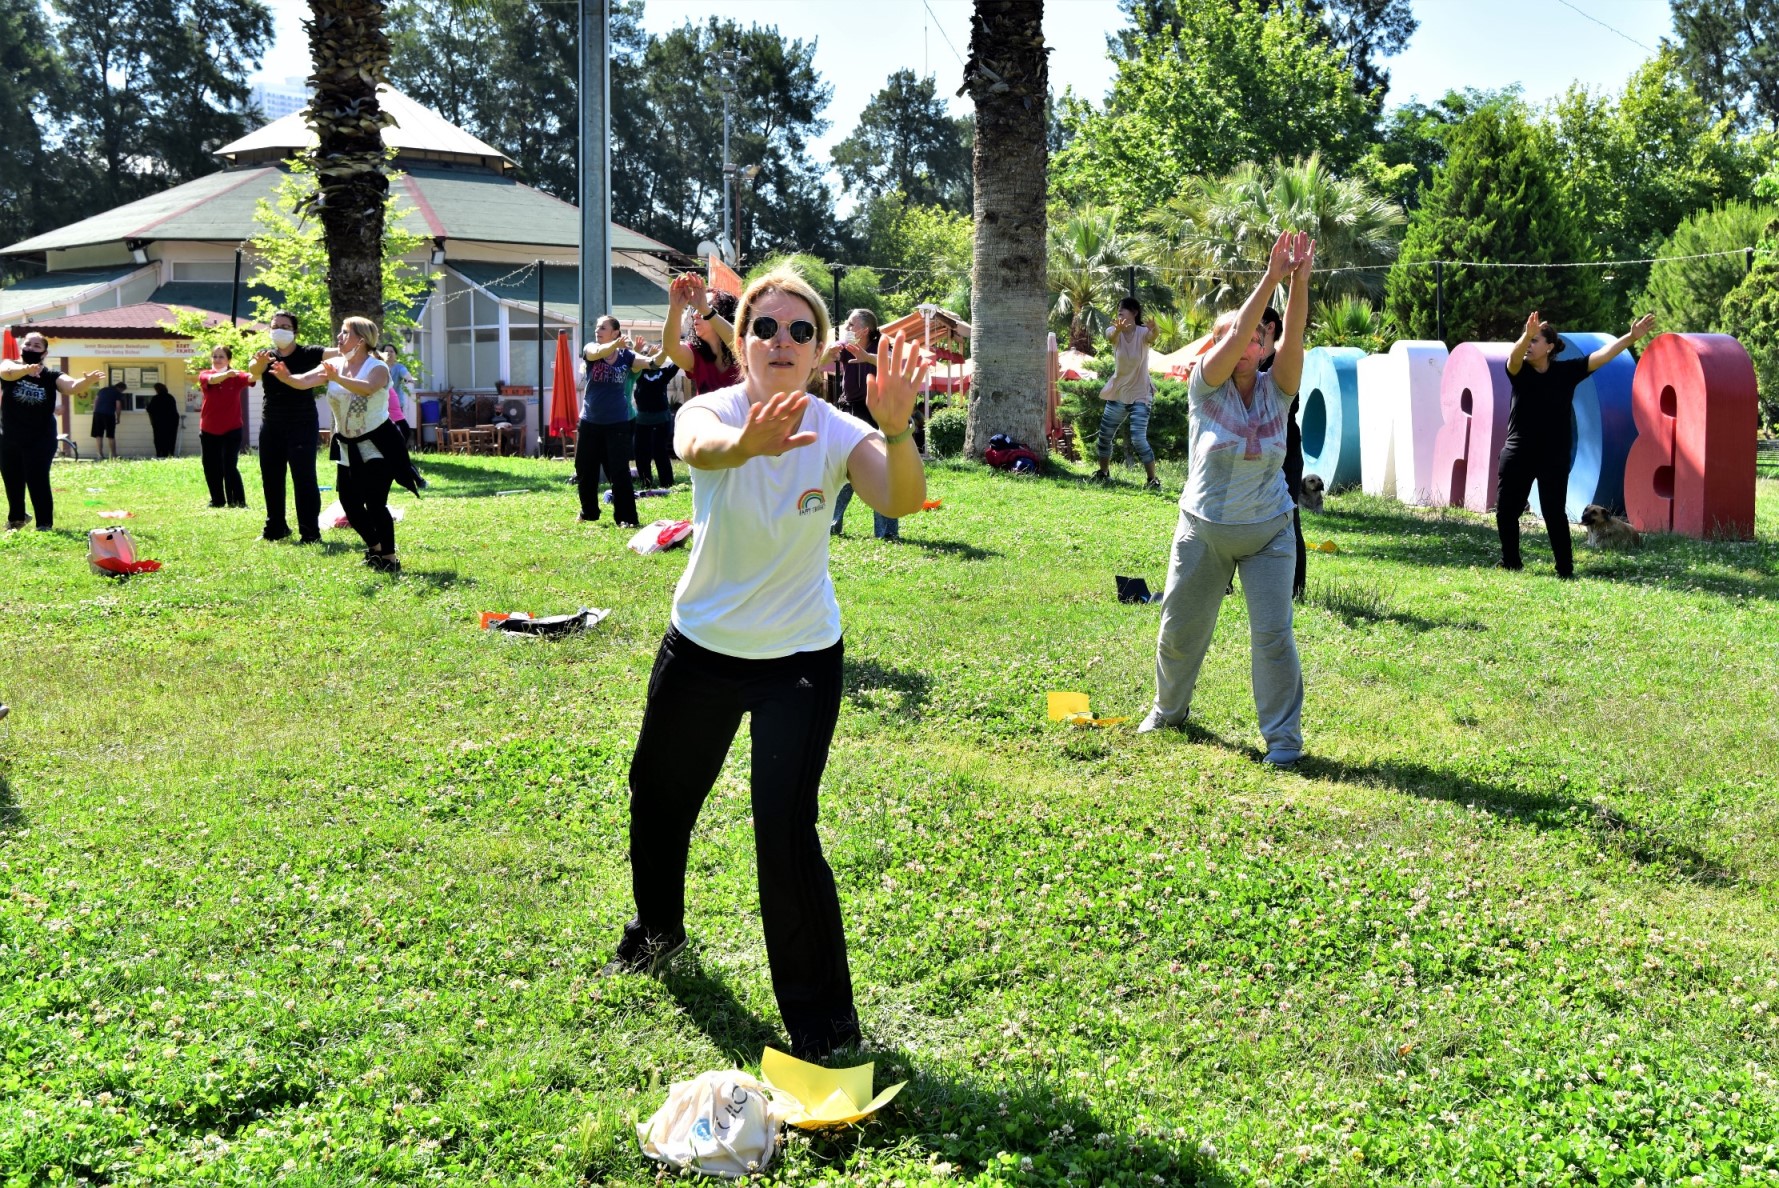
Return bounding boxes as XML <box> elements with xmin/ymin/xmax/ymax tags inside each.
<box><xmin>3</xmin><ymin>165</ymin><xmax>680</xmax><ymax>256</ymax></box>
<box><xmin>8</xmin><ymin>301</ymin><xmax>240</xmax><ymax>338</ymax></box>
<box><xmin>215</xmin><ymin>87</ymin><xmax>514</xmax><ymax>172</ymax></box>
<box><xmin>0</xmin><ymin>265</ymin><xmax>149</xmax><ymax>321</ymax></box>
<box><xmin>450</xmin><ymin>261</ymin><xmax>670</xmax><ymax>325</ymax></box>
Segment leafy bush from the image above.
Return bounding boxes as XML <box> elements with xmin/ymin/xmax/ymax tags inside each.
<box><xmin>1637</xmin><ymin>201</ymin><xmax>1778</xmax><ymax>334</ymax></box>
<box><xmin>1720</xmin><ymin>215</ymin><xmax>1779</xmax><ymax>430</ymax></box>
<box><xmin>1308</xmin><ymin>294</ymin><xmax>1397</xmax><ymax>353</ymax></box>
<box><xmin>925</xmin><ymin>406</ymin><xmax>968</xmax><ymax>457</ymax></box>
<box><xmin>1059</xmin><ymin>377</ymin><xmax>1193</xmax><ymax>459</ymax></box>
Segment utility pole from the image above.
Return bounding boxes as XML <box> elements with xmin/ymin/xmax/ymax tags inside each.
<box><xmin>578</xmin><ymin>0</ymin><xmax>612</xmax><ymax>347</ymax></box>
<box><xmin>714</xmin><ymin>49</ymin><xmax>742</xmax><ymax>265</ymax></box>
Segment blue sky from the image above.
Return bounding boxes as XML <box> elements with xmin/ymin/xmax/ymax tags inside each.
<box><xmin>253</xmin><ymin>0</ymin><xmax>1679</xmax><ymax>163</ymax></box>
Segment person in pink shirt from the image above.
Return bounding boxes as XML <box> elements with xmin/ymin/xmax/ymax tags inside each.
<box><xmin>661</xmin><ymin>273</ymin><xmax>739</xmax><ymax>396</ymax></box>
<box><xmin>197</xmin><ymin>345</ymin><xmax>250</xmax><ymax>508</ymax></box>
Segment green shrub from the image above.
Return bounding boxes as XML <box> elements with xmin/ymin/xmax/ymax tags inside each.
<box><xmin>1058</xmin><ymin>377</ymin><xmax>1192</xmax><ymax>459</ymax></box>
<box><xmin>1637</xmin><ymin>201</ymin><xmax>1778</xmax><ymax>335</ymax></box>
<box><xmin>925</xmin><ymin>406</ymin><xmax>969</xmax><ymax>457</ymax></box>
<box><xmin>1720</xmin><ymin>216</ymin><xmax>1779</xmax><ymax>430</ymax></box>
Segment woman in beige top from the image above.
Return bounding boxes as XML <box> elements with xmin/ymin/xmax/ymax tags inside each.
<box><xmin>1091</xmin><ymin>298</ymin><xmax>1160</xmax><ymax>489</ymax></box>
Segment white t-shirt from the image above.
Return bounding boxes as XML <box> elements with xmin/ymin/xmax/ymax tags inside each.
<box><xmin>326</xmin><ymin>356</ymin><xmax>390</xmax><ymax>464</ymax></box>
<box><xmin>671</xmin><ymin>384</ymin><xmax>875</xmax><ymax>659</ymax></box>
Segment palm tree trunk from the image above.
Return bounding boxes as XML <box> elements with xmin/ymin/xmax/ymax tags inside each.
<box><xmin>305</xmin><ymin>0</ymin><xmax>390</xmax><ymax>332</ymax></box>
<box><xmin>962</xmin><ymin>0</ymin><xmax>1049</xmax><ymax>459</ymax></box>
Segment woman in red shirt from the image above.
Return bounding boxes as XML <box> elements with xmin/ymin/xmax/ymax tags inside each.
<box><xmin>197</xmin><ymin>345</ymin><xmax>250</xmax><ymax>508</ymax></box>
<box><xmin>660</xmin><ymin>273</ymin><xmax>739</xmax><ymax>395</ymax></box>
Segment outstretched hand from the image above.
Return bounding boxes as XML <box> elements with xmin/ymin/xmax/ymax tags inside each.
<box><xmin>1630</xmin><ymin>313</ymin><xmax>1656</xmax><ymax>340</ymax></box>
<box><xmin>669</xmin><ymin>273</ymin><xmax>709</xmax><ymax>309</ymax></box>
<box><xmin>1523</xmin><ymin>310</ymin><xmax>1546</xmax><ymax>342</ymax></box>
<box><xmin>1289</xmin><ymin>233</ymin><xmax>1316</xmax><ymax>279</ymax></box>
<box><xmin>1265</xmin><ymin>231</ymin><xmax>1295</xmax><ymax>283</ymax></box>
<box><xmin>865</xmin><ymin>332</ymin><xmax>932</xmax><ymax>436</ymax></box>
<box><xmin>738</xmin><ymin>391</ymin><xmax>817</xmax><ymax>458</ymax></box>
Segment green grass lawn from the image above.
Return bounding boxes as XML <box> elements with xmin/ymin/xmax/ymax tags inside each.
<box><xmin>3</xmin><ymin>449</ymin><xmax>1778</xmax><ymax>1186</ymax></box>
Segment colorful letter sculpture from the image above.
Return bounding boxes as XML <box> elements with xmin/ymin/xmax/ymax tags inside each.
<box><xmin>1296</xmin><ymin>346</ymin><xmax>1366</xmax><ymax>490</ymax></box>
<box><xmin>1429</xmin><ymin>342</ymin><xmax>1513</xmax><ymax>511</ymax></box>
<box><xmin>1356</xmin><ymin>340</ymin><xmax>1448</xmax><ymax>502</ymax></box>
<box><xmin>1525</xmin><ymin>333</ymin><xmax>1638</xmax><ymax>521</ymax></box>
<box><xmin>1623</xmin><ymin>333</ymin><xmax>1758</xmax><ymax>539</ymax></box>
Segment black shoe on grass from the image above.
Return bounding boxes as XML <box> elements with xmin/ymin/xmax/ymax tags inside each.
<box><xmin>600</xmin><ymin>923</ymin><xmax>686</xmax><ymax>978</ymax></box>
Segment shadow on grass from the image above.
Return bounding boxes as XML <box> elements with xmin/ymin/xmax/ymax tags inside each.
<box><xmin>0</xmin><ymin>766</ymin><xmax>22</xmax><ymax>831</ymax></box>
<box><xmin>411</xmin><ymin>457</ymin><xmax>565</xmax><ymax>499</ymax></box>
<box><xmin>663</xmin><ymin>962</ymin><xmax>1231</xmax><ymax>1184</ymax></box>
<box><xmin>904</xmin><ymin>536</ymin><xmax>1000</xmax><ymax>561</ymax></box>
<box><xmin>399</xmin><ymin>568</ymin><xmax>475</xmax><ymax>591</ymax></box>
<box><xmin>844</xmin><ymin>656</ymin><xmax>933</xmax><ymax>715</ymax></box>
<box><xmin>1297</xmin><ymin>754</ymin><xmax>1735</xmax><ymax>885</ymax></box>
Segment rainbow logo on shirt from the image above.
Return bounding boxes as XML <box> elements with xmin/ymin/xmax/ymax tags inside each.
<box><xmin>796</xmin><ymin>488</ymin><xmax>826</xmax><ymax>515</ymax></box>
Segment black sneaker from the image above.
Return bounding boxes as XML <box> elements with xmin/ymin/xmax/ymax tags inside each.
<box><xmin>599</xmin><ymin>924</ymin><xmax>686</xmax><ymax>978</ymax></box>
<box><xmin>261</xmin><ymin>526</ymin><xmax>292</xmax><ymax>542</ymax></box>
<box><xmin>1144</xmin><ymin>478</ymin><xmax>1162</xmax><ymax>491</ymax></box>
<box><xmin>297</xmin><ymin>533</ymin><xmax>322</xmax><ymax>545</ymax></box>
<box><xmin>1087</xmin><ymin>471</ymin><xmax>1111</xmax><ymax>485</ymax></box>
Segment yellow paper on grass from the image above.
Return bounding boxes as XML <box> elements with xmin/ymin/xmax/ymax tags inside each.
<box><xmin>1047</xmin><ymin>691</ymin><xmax>1090</xmax><ymax>720</ymax></box>
<box><xmin>759</xmin><ymin>1047</ymin><xmax>905</xmax><ymax>1129</ymax></box>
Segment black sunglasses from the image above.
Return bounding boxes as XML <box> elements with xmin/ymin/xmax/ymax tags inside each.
<box><xmin>748</xmin><ymin>316</ymin><xmax>817</xmax><ymax>344</ymax></box>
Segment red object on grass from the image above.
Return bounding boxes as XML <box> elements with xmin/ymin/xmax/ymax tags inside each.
<box><xmin>548</xmin><ymin>329</ymin><xmax>579</xmax><ymax>438</ymax></box>
<box><xmin>92</xmin><ymin>557</ymin><xmax>162</xmax><ymax>575</ymax></box>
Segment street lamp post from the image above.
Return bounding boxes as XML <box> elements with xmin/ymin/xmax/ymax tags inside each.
<box><xmin>714</xmin><ymin>49</ymin><xmax>742</xmax><ymax>265</ymax></box>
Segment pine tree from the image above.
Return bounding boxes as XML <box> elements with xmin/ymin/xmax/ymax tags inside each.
<box><xmin>1384</xmin><ymin>105</ymin><xmax>1606</xmax><ymax>343</ymax></box>
<box><xmin>1720</xmin><ymin>216</ymin><xmax>1779</xmax><ymax>429</ymax></box>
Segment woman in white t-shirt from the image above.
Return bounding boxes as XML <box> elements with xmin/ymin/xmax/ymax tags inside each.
<box><xmin>1140</xmin><ymin>231</ymin><xmax>1314</xmax><ymax>766</ymax></box>
<box><xmin>608</xmin><ymin>266</ymin><xmax>929</xmax><ymax>1062</ymax></box>
<box><xmin>1091</xmin><ymin>297</ymin><xmax>1160</xmax><ymax>489</ymax></box>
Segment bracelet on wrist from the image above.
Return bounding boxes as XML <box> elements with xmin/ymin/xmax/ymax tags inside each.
<box><xmin>882</xmin><ymin>423</ymin><xmax>915</xmax><ymax>447</ymax></box>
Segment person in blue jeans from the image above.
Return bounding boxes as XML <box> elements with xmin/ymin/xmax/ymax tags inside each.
<box><xmin>821</xmin><ymin>309</ymin><xmax>899</xmax><ymax>539</ymax></box>
<box><xmin>1091</xmin><ymin>298</ymin><xmax>1160</xmax><ymax>489</ymax></box>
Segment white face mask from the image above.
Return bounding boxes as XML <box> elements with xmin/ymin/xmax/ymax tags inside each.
<box><xmin>269</xmin><ymin>328</ymin><xmax>296</xmax><ymax>349</ymax></box>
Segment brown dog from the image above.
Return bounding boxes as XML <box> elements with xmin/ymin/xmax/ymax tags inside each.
<box><xmin>1581</xmin><ymin>504</ymin><xmax>1640</xmax><ymax>548</ymax></box>
<box><xmin>1299</xmin><ymin>473</ymin><xmax>1325</xmax><ymax>513</ymax></box>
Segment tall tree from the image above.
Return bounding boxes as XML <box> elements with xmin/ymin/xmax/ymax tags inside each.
<box><xmin>1666</xmin><ymin>0</ymin><xmax>1778</xmax><ymax>132</ymax></box>
<box><xmin>831</xmin><ymin>70</ymin><xmax>973</xmax><ymax>212</ymax></box>
<box><xmin>1048</xmin><ymin>207</ymin><xmax>1129</xmax><ymax>353</ymax></box>
<box><xmin>1384</xmin><ymin>104</ymin><xmax>1605</xmax><ymax>343</ymax></box>
<box><xmin>1719</xmin><ymin>213</ymin><xmax>1779</xmax><ymax>426</ymax></box>
<box><xmin>1109</xmin><ymin>0</ymin><xmax>1416</xmax><ymax>103</ymax></box>
<box><xmin>962</xmin><ymin>0</ymin><xmax>1050</xmax><ymax>459</ymax></box>
<box><xmin>1354</xmin><ymin>86</ymin><xmax>1522</xmax><ymax>213</ymax></box>
<box><xmin>1549</xmin><ymin>50</ymin><xmax>1766</xmax><ymax>322</ymax></box>
<box><xmin>1056</xmin><ymin>0</ymin><xmax>1373</xmax><ymax>212</ymax></box>
<box><xmin>0</xmin><ymin>0</ymin><xmax>67</xmax><ymax>280</ymax></box>
<box><xmin>49</xmin><ymin>0</ymin><xmax>272</xmax><ymax>216</ymax></box>
<box><xmin>306</xmin><ymin>0</ymin><xmax>390</xmax><ymax>329</ymax></box>
<box><xmin>850</xmin><ymin>192</ymin><xmax>975</xmax><ymax>315</ymax></box>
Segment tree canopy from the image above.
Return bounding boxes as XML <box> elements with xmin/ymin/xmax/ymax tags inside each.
<box><xmin>831</xmin><ymin>70</ymin><xmax>973</xmax><ymax>214</ymax></box>
<box><xmin>1665</xmin><ymin>0</ymin><xmax>1778</xmax><ymax>133</ymax></box>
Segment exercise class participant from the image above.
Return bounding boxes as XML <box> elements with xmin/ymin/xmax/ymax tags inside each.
<box><xmin>1498</xmin><ymin>310</ymin><xmax>1655</xmax><ymax>578</ymax></box>
<box><xmin>661</xmin><ymin>273</ymin><xmax>739</xmax><ymax>395</ymax></box>
<box><xmin>609</xmin><ymin>266</ymin><xmax>930</xmax><ymax>1061</ymax></box>
<box><xmin>2</xmin><ymin>331</ymin><xmax>102</xmax><ymax>530</ymax></box>
<box><xmin>1090</xmin><ymin>297</ymin><xmax>1161</xmax><ymax>490</ymax></box>
<box><xmin>821</xmin><ymin>308</ymin><xmax>898</xmax><ymax>539</ymax></box>
<box><xmin>575</xmin><ymin>315</ymin><xmax>639</xmax><ymax>527</ymax></box>
<box><xmin>247</xmin><ymin>311</ymin><xmax>328</xmax><ymax>543</ymax></box>
<box><xmin>1140</xmin><ymin>231</ymin><xmax>1313</xmax><ymax>767</ymax></box>
<box><xmin>197</xmin><ymin>346</ymin><xmax>249</xmax><ymax>508</ymax></box>
<box><xmin>630</xmin><ymin>346</ymin><xmax>680</xmax><ymax>489</ymax></box>
<box><xmin>1256</xmin><ymin>305</ymin><xmax>1307</xmax><ymax>600</ymax></box>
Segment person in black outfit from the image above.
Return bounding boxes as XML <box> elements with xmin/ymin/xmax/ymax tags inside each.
<box><xmin>146</xmin><ymin>382</ymin><xmax>180</xmax><ymax>458</ymax></box>
<box><xmin>90</xmin><ymin>382</ymin><xmax>125</xmax><ymax>460</ymax></box>
<box><xmin>820</xmin><ymin>309</ymin><xmax>900</xmax><ymax>539</ymax></box>
<box><xmin>630</xmin><ymin>348</ymin><xmax>680</xmax><ymax>489</ymax></box>
<box><xmin>1256</xmin><ymin>306</ymin><xmax>1308</xmax><ymax>600</ymax></box>
<box><xmin>246</xmin><ymin>310</ymin><xmax>329</xmax><ymax>543</ymax></box>
<box><xmin>1498</xmin><ymin>310</ymin><xmax>1655</xmax><ymax>578</ymax></box>
<box><xmin>1</xmin><ymin>331</ymin><xmax>103</xmax><ymax>530</ymax></box>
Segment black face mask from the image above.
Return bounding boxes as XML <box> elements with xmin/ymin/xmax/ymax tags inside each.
<box><xmin>20</xmin><ymin>348</ymin><xmax>45</xmax><ymax>364</ymax></box>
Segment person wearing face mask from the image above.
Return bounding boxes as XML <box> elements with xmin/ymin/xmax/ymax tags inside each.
<box><xmin>575</xmin><ymin>315</ymin><xmax>639</xmax><ymax>527</ymax></box>
<box><xmin>607</xmin><ymin>267</ymin><xmax>930</xmax><ymax>1063</ymax></box>
<box><xmin>1139</xmin><ymin>231</ymin><xmax>1314</xmax><ymax>767</ymax></box>
<box><xmin>661</xmin><ymin>274</ymin><xmax>739</xmax><ymax>396</ymax></box>
<box><xmin>1</xmin><ymin>332</ymin><xmax>103</xmax><ymax>530</ymax></box>
<box><xmin>271</xmin><ymin>316</ymin><xmax>417</xmax><ymax>573</ymax></box>
<box><xmin>1498</xmin><ymin>310</ymin><xmax>1655</xmax><ymax>578</ymax></box>
<box><xmin>246</xmin><ymin>311</ymin><xmax>328</xmax><ymax>543</ymax></box>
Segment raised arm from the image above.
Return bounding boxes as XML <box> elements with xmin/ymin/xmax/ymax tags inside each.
<box><xmin>845</xmin><ymin>332</ymin><xmax>931</xmax><ymax>519</ymax></box>
<box><xmin>1589</xmin><ymin>314</ymin><xmax>1656</xmax><ymax>372</ymax></box>
<box><xmin>321</xmin><ymin>358</ymin><xmax>389</xmax><ymax>397</ymax></box>
<box><xmin>0</xmin><ymin>359</ymin><xmax>36</xmax><ymax>381</ymax></box>
<box><xmin>1200</xmin><ymin>231</ymin><xmax>1297</xmax><ymax>390</ymax></box>
<box><xmin>660</xmin><ymin>274</ymin><xmax>697</xmax><ymax>372</ymax></box>
<box><xmin>674</xmin><ymin>392</ymin><xmax>818</xmax><ymax>471</ymax></box>
<box><xmin>583</xmin><ymin>337</ymin><xmax>625</xmax><ymax>363</ymax></box>
<box><xmin>1508</xmin><ymin>311</ymin><xmax>1543</xmax><ymax>376</ymax></box>
<box><xmin>1270</xmin><ymin>236</ymin><xmax>1315</xmax><ymax>397</ymax></box>
<box><xmin>57</xmin><ymin>368</ymin><xmax>105</xmax><ymax>398</ymax></box>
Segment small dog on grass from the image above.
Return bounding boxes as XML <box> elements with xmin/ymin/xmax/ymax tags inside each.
<box><xmin>1581</xmin><ymin>504</ymin><xmax>1640</xmax><ymax>549</ymax></box>
<box><xmin>1298</xmin><ymin>474</ymin><xmax>1325</xmax><ymax>513</ymax></box>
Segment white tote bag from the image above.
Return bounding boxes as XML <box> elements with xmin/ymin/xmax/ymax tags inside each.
<box><xmin>635</xmin><ymin>1070</ymin><xmax>787</xmax><ymax>1178</ymax></box>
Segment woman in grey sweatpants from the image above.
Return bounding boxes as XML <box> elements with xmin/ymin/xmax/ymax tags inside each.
<box><xmin>1138</xmin><ymin>230</ymin><xmax>1314</xmax><ymax>765</ymax></box>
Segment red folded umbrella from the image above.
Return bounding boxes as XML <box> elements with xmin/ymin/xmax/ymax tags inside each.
<box><xmin>1</xmin><ymin>328</ymin><xmax>18</xmax><ymax>360</ymax></box>
<box><xmin>548</xmin><ymin>329</ymin><xmax>578</xmax><ymax>437</ymax></box>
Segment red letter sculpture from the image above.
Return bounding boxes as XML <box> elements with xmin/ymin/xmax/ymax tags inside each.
<box><xmin>1623</xmin><ymin>333</ymin><xmax>1757</xmax><ymax>539</ymax></box>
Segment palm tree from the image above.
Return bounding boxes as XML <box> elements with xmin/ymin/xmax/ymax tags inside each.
<box><xmin>1047</xmin><ymin>207</ymin><xmax>1126</xmax><ymax>353</ymax></box>
<box><xmin>305</xmin><ymin>0</ymin><xmax>392</xmax><ymax>329</ymax></box>
<box><xmin>1141</xmin><ymin>153</ymin><xmax>1404</xmax><ymax>317</ymax></box>
<box><xmin>1308</xmin><ymin>294</ymin><xmax>1396</xmax><ymax>354</ymax></box>
<box><xmin>961</xmin><ymin>0</ymin><xmax>1049</xmax><ymax>459</ymax></box>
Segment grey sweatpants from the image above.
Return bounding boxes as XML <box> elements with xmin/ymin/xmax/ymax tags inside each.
<box><xmin>1150</xmin><ymin>509</ymin><xmax>1304</xmax><ymax>759</ymax></box>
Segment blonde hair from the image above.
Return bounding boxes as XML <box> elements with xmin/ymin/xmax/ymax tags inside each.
<box><xmin>733</xmin><ymin>267</ymin><xmax>832</xmax><ymax>390</ymax></box>
<box><xmin>1211</xmin><ymin>310</ymin><xmax>1244</xmax><ymax>341</ymax></box>
<box><xmin>339</xmin><ymin>316</ymin><xmax>380</xmax><ymax>348</ymax></box>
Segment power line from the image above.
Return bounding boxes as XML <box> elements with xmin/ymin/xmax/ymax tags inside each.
<box><xmin>1552</xmin><ymin>0</ymin><xmax>1657</xmax><ymax>54</ymax></box>
<box><xmin>922</xmin><ymin>0</ymin><xmax>968</xmax><ymax>69</ymax></box>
